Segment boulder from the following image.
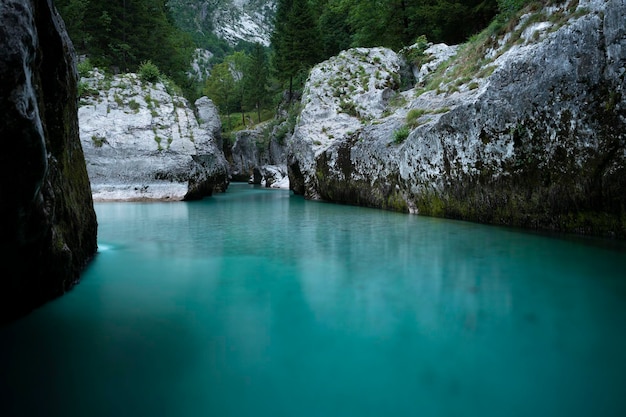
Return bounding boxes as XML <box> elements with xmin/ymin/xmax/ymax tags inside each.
<box><xmin>78</xmin><ymin>71</ymin><xmax>229</xmax><ymax>201</ymax></box>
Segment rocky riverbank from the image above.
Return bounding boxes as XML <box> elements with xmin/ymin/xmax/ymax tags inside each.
<box><xmin>288</xmin><ymin>0</ymin><xmax>626</xmax><ymax>238</ymax></box>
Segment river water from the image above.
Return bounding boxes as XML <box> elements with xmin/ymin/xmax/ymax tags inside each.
<box><xmin>2</xmin><ymin>183</ymin><xmax>626</xmax><ymax>417</ymax></box>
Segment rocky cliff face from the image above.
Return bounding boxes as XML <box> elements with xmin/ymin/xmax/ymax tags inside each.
<box><xmin>0</xmin><ymin>0</ymin><xmax>98</xmax><ymax>323</ymax></box>
<box><xmin>167</xmin><ymin>0</ymin><xmax>276</xmax><ymax>47</ymax></box>
<box><xmin>229</xmin><ymin>124</ymin><xmax>289</xmax><ymax>188</ymax></box>
<box><xmin>79</xmin><ymin>70</ymin><xmax>229</xmax><ymax>201</ymax></box>
<box><xmin>288</xmin><ymin>0</ymin><xmax>626</xmax><ymax>238</ymax></box>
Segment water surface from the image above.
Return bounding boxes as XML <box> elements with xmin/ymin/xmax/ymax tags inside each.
<box><xmin>2</xmin><ymin>183</ymin><xmax>626</xmax><ymax>417</ymax></box>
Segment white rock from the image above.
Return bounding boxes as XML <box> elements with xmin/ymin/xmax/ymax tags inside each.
<box><xmin>79</xmin><ymin>69</ymin><xmax>228</xmax><ymax>201</ymax></box>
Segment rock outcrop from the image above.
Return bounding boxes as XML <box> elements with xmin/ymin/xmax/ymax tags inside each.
<box><xmin>288</xmin><ymin>0</ymin><xmax>626</xmax><ymax>238</ymax></box>
<box><xmin>230</xmin><ymin>123</ymin><xmax>289</xmax><ymax>188</ymax></box>
<box><xmin>0</xmin><ymin>0</ymin><xmax>98</xmax><ymax>323</ymax></box>
<box><xmin>167</xmin><ymin>0</ymin><xmax>276</xmax><ymax>47</ymax></box>
<box><xmin>79</xmin><ymin>70</ymin><xmax>229</xmax><ymax>200</ymax></box>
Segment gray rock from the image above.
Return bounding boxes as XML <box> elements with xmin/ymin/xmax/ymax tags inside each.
<box><xmin>79</xmin><ymin>71</ymin><xmax>229</xmax><ymax>201</ymax></box>
<box><xmin>231</xmin><ymin>129</ymin><xmax>262</xmax><ymax>182</ymax></box>
<box><xmin>0</xmin><ymin>0</ymin><xmax>98</xmax><ymax>323</ymax></box>
<box><xmin>230</xmin><ymin>122</ymin><xmax>289</xmax><ymax>187</ymax></box>
<box><xmin>259</xmin><ymin>165</ymin><xmax>289</xmax><ymax>189</ymax></box>
<box><xmin>195</xmin><ymin>95</ymin><xmax>223</xmax><ymax>151</ymax></box>
<box><xmin>288</xmin><ymin>0</ymin><xmax>626</xmax><ymax>237</ymax></box>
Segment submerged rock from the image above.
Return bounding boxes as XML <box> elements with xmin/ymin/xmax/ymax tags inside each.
<box><xmin>0</xmin><ymin>0</ymin><xmax>98</xmax><ymax>322</ymax></box>
<box><xmin>288</xmin><ymin>0</ymin><xmax>626</xmax><ymax>237</ymax></box>
<box><xmin>79</xmin><ymin>70</ymin><xmax>229</xmax><ymax>201</ymax></box>
<box><xmin>255</xmin><ymin>165</ymin><xmax>289</xmax><ymax>189</ymax></box>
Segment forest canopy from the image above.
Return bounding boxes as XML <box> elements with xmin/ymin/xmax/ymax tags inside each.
<box><xmin>56</xmin><ymin>0</ymin><xmax>195</xmax><ymax>87</ymax></box>
<box><xmin>311</xmin><ymin>0</ymin><xmax>499</xmax><ymax>55</ymax></box>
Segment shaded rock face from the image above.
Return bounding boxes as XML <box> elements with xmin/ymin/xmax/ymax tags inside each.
<box><xmin>0</xmin><ymin>0</ymin><xmax>98</xmax><ymax>323</ymax></box>
<box><xmin>79</xmin><ymin>72</ymin><xmax>229</xmax><ymax>201</ymax></box>
<box><xmin>230</xmin><ymin>124</ymin><xmax>289</xmax><ymax>188</ymax></box>
<box><xmin>289</xmin><ymin>0</ymin><xmax>626</xmax><ymax>237</ymax></box>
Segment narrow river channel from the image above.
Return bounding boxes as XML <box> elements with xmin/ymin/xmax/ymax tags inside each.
<box><xmin>2</xmin><ymin>183</ymin><xmax>625</xmax><ymax>417</ymax></box>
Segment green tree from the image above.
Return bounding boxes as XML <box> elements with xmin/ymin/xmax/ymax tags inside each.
<box><xmin>224</xmin><ymin>51</ymin><xmax>249</xmax><ymax>124</ymax></box>
<box><xmin>321</xmin><ymin>0</ymin><xmax>498</xmax><ymax>49</ymax></box>
<box><xmin>203</xmin><ymin>61</ymin><xmax>236</xmax><ymax>131</ymax></box>
<box><xmin>56</xmin><ymin>0</ymin><xmax>194</xmax><ymax>87</ymax></box>
<box><xmin>316</xmin><ymin>0</ymin><xmax>352</xmax><ymax>59</ymax></box>
<box><xmin>243</xmin><ymin>43</ymin><xmax>270</xmax><ymax>123</ymax></box>
<box><xmin>56</xmin><ymin>0</ymin><xmax>91</xmax><ymax>50</ymax></box>
<box><xmin>271</xmin><ymin>0</ymin><xmax>321</xmax><ymax>99</ymax></box>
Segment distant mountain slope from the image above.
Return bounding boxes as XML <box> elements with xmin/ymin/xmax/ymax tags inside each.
<box><xmin>167</xmin><ymin>0</ymin><xmax>276</xmax><ymax>47</ymax></box>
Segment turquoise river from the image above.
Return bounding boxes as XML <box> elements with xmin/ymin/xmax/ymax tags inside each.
<box><xmin>1</xmin><ymin>183</ymin><xmax>626</xmax><ymax>417</ymax></box>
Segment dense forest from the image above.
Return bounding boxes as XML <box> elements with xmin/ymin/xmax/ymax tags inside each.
<box><xmin>56</xmin><ymin>0</ymin><xmax>196</xmax><ymax>87</ymax></box>
<box><xmin>57</xmin><ymin>0</ymin><xmax>528</xmax><ymax>132</ymax></box>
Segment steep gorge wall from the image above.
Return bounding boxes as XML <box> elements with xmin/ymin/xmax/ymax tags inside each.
<box><xmin>0</xmin><ymin>0</ymin><xmax>98</xmax><ymax>323</ymax></box>
<box><xmin>289</xmin><ymin>0</ymin><xmax>626</xmax><ymax>237</ymax></box>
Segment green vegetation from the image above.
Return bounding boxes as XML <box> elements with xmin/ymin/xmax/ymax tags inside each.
<box><xmin>56</xmin><ymin>0</ymin><xmax>194</xmax><ymax>90</ymax></box>
<box><xmin>393</xmin><ymin>126</ymin><xmax>411</xmax><ymax>144</ymax></box>
<box><xmin>221</xmin><ymin>109</ymin><xmax>275</xmax><ymax>134</ymax></box>
<box><xmin>91</xmin><ymin>134</ymin><xmax>106</xmax><ymax>147</ymax></box>
<box><xmin>77</xmin><ymin>58</ymin><xmax>93</xmax><ymax>78</ymax></box>
<box><xmin>244</xmin><ymin>43</ymin><xmax>270</xmax><ymax>123</ymax></box>
<box><xmin>128</xmin><ymin>100</ymin><xmax>140</xmax><ymax>112</ymax></box>
<box><xmin>414</xmin><ymin>1</ymin><xmax>576</xmax><ymax>95</ymax></box>
<box><xmin>272</xmin><ymin>0</ymin><xmax>321</xmax><ymax>98</ymax></box>
<box><xmin>312</xmin><ymin>0</ymin><xmax>499</xmax><ymax>53</ymax></box>
<box><xmin>203</xmin><ymin>60</ymin><xmax>236</xmax><ymax>130</ymax></box>
<box><xmin>138</xmin><ymin>60</ymin><xmax>161</xmax><ymax>83</ymax></box>
<box><xmin>60</xmin><ymin>0</ymin><xmax>574</xmax><ymax>153</ymax></box>
<box><xmin>406</xmin><ymin>109</ymin><xmax>427</xmax><ymax>127</ymax></box>
<box><xmin>406</xmin><ymin>107</ymin><xmax>450</xmax><ymax>128</ymax></box>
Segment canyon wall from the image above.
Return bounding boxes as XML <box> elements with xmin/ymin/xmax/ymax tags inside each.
<box><xmin>0</xmin><ymin>0</ymin><xmax>98</xmax><ymax>323</ymax></box>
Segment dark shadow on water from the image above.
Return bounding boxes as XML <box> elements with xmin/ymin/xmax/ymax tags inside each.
<box><xmin>0</xmin><ymin>303</ymin><xmax>206</xmax><ymax>417</ymax></box>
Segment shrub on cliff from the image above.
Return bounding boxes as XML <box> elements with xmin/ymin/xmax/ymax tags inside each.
<box><xmin>139</xmin><ymin>60</ymin><xmax>161</xmax><ymax>84</ymax></box>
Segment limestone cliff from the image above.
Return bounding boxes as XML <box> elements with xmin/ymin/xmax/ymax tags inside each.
<box><xmin>0</xmin><ymin>0</ymin><xmax>98</xmax><ymax>323</ymax></box>
<box><xmin>167</xmin><ymin>0</ymin><xmax>276</xmax><ymax>47</ymax></box>
<box><xmin>79</xmin><ymin>70</ymin><xmax>229</xmax><ymax>201</ymax></box>
<box><xmin>288</xmin><ymin>0</ymin><xmax>626</xmax><ymax>238</ymax></box>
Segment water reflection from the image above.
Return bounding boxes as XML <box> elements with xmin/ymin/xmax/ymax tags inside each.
<box><xmin>2</xmin><ymin>184</ymin><xmax>626</xmax><ymax>417</ymax></box>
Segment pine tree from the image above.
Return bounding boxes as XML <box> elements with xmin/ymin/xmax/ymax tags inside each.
<box><xmin>243</xmin><ymin>43</ymin><xmax>269</xmax><ymax>123</ymax></box>
<box><xmin>316</xmin><ymin>0</ymin><xmax>352</xmax><ymax>59</ymax></box>
<box><xmin>56</xmin><ymin>0</ymin><xmax>193</xmax><ymax>85</ymax></box>
<box><xmin>271</xmin><ymin>0</ymin><xmax>321</xmax><ymax>99</ymax></box>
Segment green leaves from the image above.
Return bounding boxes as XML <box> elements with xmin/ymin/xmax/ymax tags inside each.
<box><xmin>314</xmin><ymin>0</ymin><xmax>499</xmax><ymax>51</ymax></box>
<box><xmin>243</xmin><ymin>44</ymin><xmax>270</xmax><ymax>123</ymax></box>
<box><xmin>56</xmin><ymin>0</ymin><xmax>193</xmax><ymax>87</ymax></box>
<box><xmin>271</xmin><ymin>0</ymin><xmax>321</xmax><ymax>93</ymax></box>
<box><xmin>139</xmin><ymin>60</ymin><xmax>161</xmax><ymax>83</ymax></box>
